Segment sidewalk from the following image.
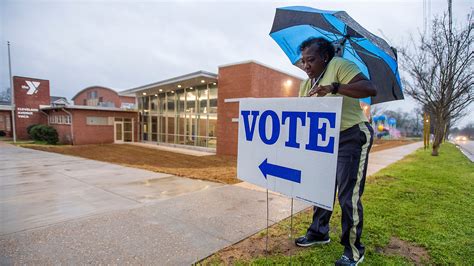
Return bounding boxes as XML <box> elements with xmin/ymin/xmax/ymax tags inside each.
<box><xmin>367</xmin><ymin>141</ymin><xmax>423</xmax><ymax>175</ymax></box>
<box><xmin>0</xmin><ymin>142</ymin><xmax>422</xmax><ymax>265</ymax></box>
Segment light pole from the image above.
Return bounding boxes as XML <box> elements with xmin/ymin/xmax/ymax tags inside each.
<box><xmin>8</xmin><ymin>41</ymin><xmax>16</xmax><ymax>143</ymax></box>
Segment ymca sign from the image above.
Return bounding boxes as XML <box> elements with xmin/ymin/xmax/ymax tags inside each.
<box><xmin>21</xmin><ymin>81</ymin><xmax>41</xmax><ymax>95</ymax></box>
<box><xmin>237</xmin><ymin>97</ymin><xmax>342</xmax><ymax>210</ymax></box>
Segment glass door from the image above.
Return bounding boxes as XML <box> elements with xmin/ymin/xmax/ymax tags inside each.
<box><xmin>114</xmin><ymin>122</ymin><xmax>124</xmax><ymax>143</ymax></box>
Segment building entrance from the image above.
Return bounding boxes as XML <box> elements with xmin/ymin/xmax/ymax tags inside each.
<box><xmin>114</xmin><ymin>121</ymin><xmax>123</xmax><ymax>143</ymax></box>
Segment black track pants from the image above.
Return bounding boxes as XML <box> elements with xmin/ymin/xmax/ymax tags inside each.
<box><xmin>307</xmin><ymin>122</ymin><xmax>374</xmax><ymax>261</ymax></box>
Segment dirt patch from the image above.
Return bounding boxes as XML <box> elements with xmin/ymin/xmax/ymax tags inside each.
<box><xmin>371</xmin><ymin>139</ymin><xmax>417</xmax><ymax>153</ymax></box>
<box><xmin>206</xmin><ymin>233</ymin><xmax>300</xmax><ymax>264</ymax></box>
<box><xmin>200</xmin><ymin>209</ymin><xmax>313</xmax><ymax>264</ymax></box>
<box><xmin>22</xmin><ymin>143</ymin><xmax>239</xmax><ymax>184</ymax></box>
<box><xmin>378</xmin><ymin>237</ymin><xmax>430</xmax><ymax>264</ymax></box>
<box><xmin>19</xmin><ymin>139</ymin><xmax>416</xmax><ymax>185</ymax></box>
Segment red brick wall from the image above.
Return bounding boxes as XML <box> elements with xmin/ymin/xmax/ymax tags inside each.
<box><xmin>216</xmin><ymin>62</ymin><xmax>302</xmax><ymax>156</ymax></box>
<box><xmin>44</xmin><ymin>108</ymin><xmax>139</xmax><ymax>145</ymax></box>
<box><xmin>68</xmin><ymin>109</ymin><xmax>139</xmax><ymax>145</ymax></box>
<box><xmin>13</xmin><ymin>76</ymin><xmax>49</xmax><ymax>140</ymax></box>
<box><xmin>73</xmin><ymin>87</ymin><xmax>124</xmax><ymax>108</ymax></box>
<box><xmin>45</xmin><ymin>109</ymin><xmax>73</xmax><ymax>144</ymax></box>
<box><xmin>0</xmin><ymin>110</ymin><xmax>12</xmax><ymax>137</ymax></box>
<box><xmin>119</xmin><ymin>96</ymin><xmax>136</xmax><ymax>104</ymax></box>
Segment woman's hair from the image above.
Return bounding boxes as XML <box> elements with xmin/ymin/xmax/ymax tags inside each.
<box><xmin>299</xmin><ymin>37</ymin><xmax>335</xmax><ymax>61</ymax></box>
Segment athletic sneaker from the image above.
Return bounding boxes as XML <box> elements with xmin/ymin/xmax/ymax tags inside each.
<box><xmin>335</xmin><ymin>255</ymin><xmax>365</xmax><ymax>266</ymax></box>
<box><xmin>294</xmin><ymin>234</ymin><xmax>330</xmax><ymax>247</ymax></box>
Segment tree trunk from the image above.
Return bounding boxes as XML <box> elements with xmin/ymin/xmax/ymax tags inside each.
<box><xmin>431</xmin><ymin>121</ymin><xmax>446</xmax><ymax>156</ymax></box>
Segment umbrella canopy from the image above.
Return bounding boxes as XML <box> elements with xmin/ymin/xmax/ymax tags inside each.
<box><xmin>270</xmin><ymin>6</ymin><xmax>404</xmax><ymax>104</ymax></box>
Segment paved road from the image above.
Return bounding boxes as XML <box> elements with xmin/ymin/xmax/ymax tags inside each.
<box><xmin>454</xmin><ymin>140</ymin><xmax>474</xmax><ymax>162</ymax></box>
<box><xmin>0</xmin><ymin>143</ymin><xmax>307</xmax><ymax>265</ymax></box>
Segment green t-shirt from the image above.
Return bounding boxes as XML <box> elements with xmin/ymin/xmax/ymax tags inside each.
<box><xmin>298</xmin><ymin>57</ymin><xmax>368</xmax><ymax>131</ymax></box>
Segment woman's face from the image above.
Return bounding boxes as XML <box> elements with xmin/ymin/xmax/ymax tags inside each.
<box><xmin>301</xmin><ymin>44</ymin><xmax>328</xmax><ymax>79</ymax></box>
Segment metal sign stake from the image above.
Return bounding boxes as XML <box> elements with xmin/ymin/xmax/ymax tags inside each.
<box><xmin>289</xmin><ymin>197</ymin><xmax>294</xmax><ymax>264</ymax></box>
<box><xmin>265</xmin><ymin>188</ymin><xmax>269</xmax><ymax>263</ymax></box>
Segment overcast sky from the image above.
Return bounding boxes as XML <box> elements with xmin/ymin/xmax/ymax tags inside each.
<box><xmin>1</xmin><ymin>0</ymin><xmax>473</xmax><ymax>127</ymax></box>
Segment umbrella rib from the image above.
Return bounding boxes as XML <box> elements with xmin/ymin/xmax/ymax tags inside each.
<box><xmin>352</xmin><ymin>47</ymin><xmax>381</xmax><ymax>60</ymax></box>
<box><xmin>344</xmin><ymin>46</ymin><xmax>366</xmax><ymax>65</ymax></box>
<box><xmin>310</xmin><ymin>25</ymin><xmax>341</xmax><ymax>41</ymax></box>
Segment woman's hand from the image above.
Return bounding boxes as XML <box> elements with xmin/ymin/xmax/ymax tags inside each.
<box><xmin>315</xmin><ymin>85</ymin><xmax>333</xmax><ymax>97</ymax></box>
<box><xmin>308</xmin><ymin>84</ymin><xmax>333</xmax><ymax>97</ymax></box>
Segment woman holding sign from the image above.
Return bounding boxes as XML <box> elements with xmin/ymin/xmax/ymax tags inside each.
<box><xmin>294</xmin><ymin>37</ymin><xmax>376</xmax><ymax>266</ymax></box>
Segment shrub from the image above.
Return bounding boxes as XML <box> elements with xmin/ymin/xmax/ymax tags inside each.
<box><xmin>0</xmin><ymin>131</ymin><xmax>6</xmax><ymax>137</ymax></box>
<box><xmin>29</xmin><ymin>125</ymin><xmax>44</xmax><ymax>141</ymax></box>
<box><xmin>42</xmin><ymin>126</ymin><xmax>59</xmax><ymax>145</ymax></box>
<box><xmin>30</xmin><ymin>124</ymin><xmax>59</xmax><ymax>145</ymax></box>
<box><xmin>26</xmin><ymin>124</ymin><xmax>40</xmax><ymax>138</ymax></box>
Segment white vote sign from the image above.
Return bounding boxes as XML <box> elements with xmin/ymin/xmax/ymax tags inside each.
<box><xmin>237</xmin><ymin>97</ymin><xmax>342</xmax><ymax>211</ymax></box>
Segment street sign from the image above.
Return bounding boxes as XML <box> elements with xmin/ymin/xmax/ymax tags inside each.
<box><xmin>237</xmin><ymin>97</ymin><xmax>342</xmax><ymax>211</ymax></box>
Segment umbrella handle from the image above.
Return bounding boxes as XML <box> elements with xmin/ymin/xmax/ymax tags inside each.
<box><xmin>334</xmin><ymin>37</ymin><xmax>348</xmax><ymax>57</ymax></box>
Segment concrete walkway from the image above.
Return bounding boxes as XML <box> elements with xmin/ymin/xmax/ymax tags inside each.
<box><xmin>0</xmin><ymin>141</ymin><xmax>422</xmax><ymax>265</ymax></box>
<box><xmin>367</xmin><ymin>141</ymin><xmax>423</xmax><ymax>175</ymax></box>
<box><xmin>126</xmin><ymin>142</ymin><xmax>216</xmax><ymax>156</ymax></box>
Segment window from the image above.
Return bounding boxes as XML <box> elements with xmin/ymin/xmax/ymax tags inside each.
<box><xmin>86</xmin><ymin>116</ymin><xmax>112</xmax><ymax>125</ymax></box>
<box><xmin>99</xmin><ymin>101</ymin><xmax>115</xmax><ymax>107</ymax></box>
<box><xmin>209</xmin><ymin>84</ymin><xmax>217</xmax><ymax>114</ymax></box>
<box><xmin>87</xmin><ymin>90</ymin><xmax>98</xmax><ymax>99</ymax></box>
<box><xmin>197</xmin><ymin>85</ymin><xmax>207</xmax><ymax>114</ymax></box>
<box><xmin>151</xmin><ymin>95</ymin><xmax>158</xmax><ymax>112</ymax></box>
<box><xmin>138</xmin><ymin>82</ymin><xmax>217</xmax><ymax>148</ymax></box>
<box><xmin>115</xmin><ymin>117</ymin><xmax>134</xmax><ymax>142</ymax></box>
<box><xmin>0</xmin><ymin>115</ymin><xmax>5</xmax><ymax>131</ymax></box>
<box><xmin>49</xmin><ymin>115</ymin><xmax>71</xmax><ymax>125</ymax></box>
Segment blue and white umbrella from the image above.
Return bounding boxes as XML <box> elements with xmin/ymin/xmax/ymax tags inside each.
<box><xmin>270</xmin><ymin>6</ymin><xmax>404</xmax><ymax>104</ymax></box>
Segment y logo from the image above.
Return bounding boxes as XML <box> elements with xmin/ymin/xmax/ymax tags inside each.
<box><xmin>22</xmin><ymin>81</ymin><xmax>41</xmax><ymax>95</ymax></box>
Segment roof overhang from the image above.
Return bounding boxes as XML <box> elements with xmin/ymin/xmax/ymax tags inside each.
<box><xmin>0</xmin><ymin>105</ymin><xmax>14</xmax><ymax>111</ymax></box>
<box><xmin>40</xmin><ymin>105</ymin><xmax>137</xmax><ymax>113</ymax></box>
<box><xmin>119</xmin><ymin>70</ymin><xmax>218</xmax><ymax>96</ymax></box>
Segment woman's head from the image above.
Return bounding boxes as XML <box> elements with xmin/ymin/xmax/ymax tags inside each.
<box><xmin>299</xmin><ymin>37</ymin><xmax>335</xmax><ymax>79</ymax></box>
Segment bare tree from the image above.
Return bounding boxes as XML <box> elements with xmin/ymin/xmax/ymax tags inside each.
<box><xmin>401</xmin><ymin>13</ymin><xmax>473</xmax><ymax>156</ymax></box>
<box><xmin>370</xmin><ymin>104</ymin><xmax>386</xmax><ymax>119</ymax></box>
<box><xmin>0</xmin><ymin>88</ymin><xmax>11</xmax><ymax>102</ymax></box>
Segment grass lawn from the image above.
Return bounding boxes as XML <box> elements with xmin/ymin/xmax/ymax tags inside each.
<box><xmin>202</xmin><ymin>143</ymin><xmax>473</xmax><ymax>265</ymax></box>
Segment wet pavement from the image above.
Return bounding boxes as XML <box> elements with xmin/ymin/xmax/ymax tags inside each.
<box><xmin>0</xmin><ymin>141</ymin><xmax>422</xmax><ymax>264</ymax></box>
<box><xmin>0</xmin><ymin>142</ymin><xmax>221</xmax><ymax>235</ymax></box>
<box><xmin>0</xmin><ymin>142</ymin><xmax>308</xmax><ymax>264</ymax></box>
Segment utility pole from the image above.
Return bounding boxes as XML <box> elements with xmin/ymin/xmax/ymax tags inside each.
<box><xmin>8</xmin><ymin>41</ymin><xmax>16</xmax><ymax>143</ymax></box>
<box><xmin>423</xmin><ymin>0</ymin><xmax>433</xmax><ymax>36</ymax></box>
<box><xmin>448</xmin><ymin>0</ymin><xmax>453</xmax><ymax>35</ymax></box>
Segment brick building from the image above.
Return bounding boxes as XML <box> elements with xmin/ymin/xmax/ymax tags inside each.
<box><xmin>127</xmin><ymin>61</ymin><xmax>303</xmax><ymax>156</ymax></box>
<box><xmin>4</xmin><ymin>61</ymin><xmax>303</xmax><ymax>154</ymax></box>
<box><xmin>72</xmin><ymin>86</ymin><xmax>135</xmax><ymax>108</ymax></box>
<box><xmin>6</xmin><ymin>76</ymin><xmax>138</xmax><ymax>145</ymax></box>
<box><xmin>216</xmin><ymin>61</ymin><xmax>302</xmax><ymax>156</ymax></box>
<box><xmin>0</xmin><ymin>104</ymin><xmax>13</xmax><ymax>137</ymax></box>
<box><xmin>13</xmin><ymin>76</ymin><xmax>51</xmax><ymax>140</ymax></box>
